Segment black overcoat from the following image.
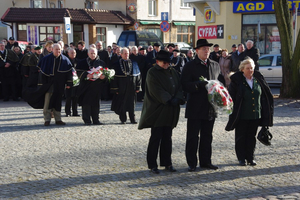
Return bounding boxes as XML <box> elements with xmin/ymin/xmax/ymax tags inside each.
<box><xmin>181</xmin><ymin>56</ymin><xmax>224</xmax><ymax>120</ymax></box>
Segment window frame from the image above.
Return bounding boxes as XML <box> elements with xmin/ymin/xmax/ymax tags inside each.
<box><xmin>180</xmin><ymin>0</ymin><xmax>190</xmax><ymax>8</ymax></box>
<box><xmin>96</xmin><ymin>27</ymin><xmax>107</xmax><ymax>48</ymax></box>
<box><xmin>31</xmin><ymin>0</ymin><xmax>42</xmax><ymax>8</ymax></box>
<box><xmin>148</xmin><ymin>0</ymin><xmax>157</xmax><ymax>16</ymax></box>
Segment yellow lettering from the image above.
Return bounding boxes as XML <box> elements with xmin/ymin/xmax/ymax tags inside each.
<box><xmin>256</xmin><ymin>2</ymin><xmax>265</xmax><ymax>10</ymax></box>
<box><xmin>272</xmin><ymin>2</ymin><xmax>274</xmax><ymax>10</ymax></box>
<box><xmin>246</xmin><ymin>3</ymin><xmax>255</xmax><ymax>11</ymax></box>
<box><xmin>288</xmin><ymin>1</ymin><xmax>292</xmax><ymax>9</ymax></box>
<box><xmin>236</xmin><ymin>3</ymin><xmax>245</xmax><ymax>11</ymax></box>
<box><xmin>294</xmin><ymin>1</ymin><xmax>300</xmax><ymax>8</ymax></box>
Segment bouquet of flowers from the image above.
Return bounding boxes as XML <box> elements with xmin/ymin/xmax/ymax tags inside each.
<box><xmin>86</xmin><ymin>66</ymin><xmax>115</xmax><ymax>82</ymax></box>
<box><xmin>199</xmin><ymin>76</ymin><xmax>233</xmax><ymax>115</ymax></box>
<box><xmin>72</xmin><ymin>68</ymin><xmax>80</xmax><ymax>87</ymax></box>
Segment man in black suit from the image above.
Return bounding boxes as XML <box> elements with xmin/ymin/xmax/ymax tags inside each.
<box><xmin>181</xmin><ymin>39</ymin><xmax>223</xmax><ymax>172</ymax></box>
<box><xmin>244</xmin><ymin>40</ymin><xmax>260</xmax><ymax>70</ymax></box>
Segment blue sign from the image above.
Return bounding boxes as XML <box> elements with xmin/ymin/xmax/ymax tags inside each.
<box><xmin>160</xmin><ymin>21</ymin><xmax>170</xmax><ymax>32</ymax></box>
<box><xmin>233</xmin><ymin>1</ymin><xmax>299</xmax><ymax>13</ymax></box>
<box><xmin>161</xmin><ymin>12</ymin><xmax>168</xmax><ymax>21</ymax></box>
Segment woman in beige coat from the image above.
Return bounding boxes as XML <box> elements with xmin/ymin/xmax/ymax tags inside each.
<box><xmin>219</xmin><ymin>49</ymin><xmax>232</xmax><ymax>88</ymax></box>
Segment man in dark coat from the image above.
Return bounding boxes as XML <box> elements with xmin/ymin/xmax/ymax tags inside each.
<box><xmin>37</xmin><ymin>44</ymin><xmax>73</xmax><ymax>126</ymax></box>
<box><xmin>65</xmin><ymin>48</ymin><xmax>80</xmax><ymax>117</ymax></box>
<box><xmin>244</xmin><ymin>40</ymin><xmax>260</xmax><ymax>71</ymax></box>
<box><xmin>27</xmin><ymin>46</ymin><xmax>42</xmax><ymax>88</ymax></box>
<box><xmin>130</xmin><ymin>46</ymin><xmax>146</xmax><ymax>102</ymax></box>
<box><xmin>139</xmin><ymin>50</ymin><xmax>184</xmax><ymax>174</ymax></box>
<box><xmin>231</xmin><ymin>43</ymin><xmax>246</xmax><ymax>72</ymax></box>
<box><xmin>170</xmin><ymin>49</ymin><xmax>184</xmax><ymax>74</ymax></box>
<box><xmin>111</xmin><ymin>47</ymin><xmax>141</xmax><ymax>124</ymax></box>
<box><xmin>181</xmin><ymin>39</ymin><xmax>223</xmax><ymax>172</ymax></box>
<box><xmin>75</xmin><ymin>41</ymin><xmax>88</xmax><ymax>61</ymax></box>
<box><xmin>76</xmin><ymin>47</ymin><xmax>107</xmax><ymax>125</ymax></box>
<box><xmin>209</xmin><ymin>44</ymin><xmax>222</xmax><ymax>62</ymax></box>
<box><xmin>0</xmin><ymin>41</ymin><xmax>20</xmax><ymax>101</ymax></box>
<box><xmin>96</xmin><ymin>41</ymin><xmax>109</xmax><ymax>66</ymax></box>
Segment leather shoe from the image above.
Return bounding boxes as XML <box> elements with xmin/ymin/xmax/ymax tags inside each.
<box><xmin>239</xmin><ymin>160</ymin><xmax>246</xmax><ymax>166</ymax></box>
<box><xmin>247</xmin><ymin>160</ymin><xmax>257</xmax><ymax>166</ymax></box>
<box><xmin>165</xmin><ymin>165</ymin><xmax>177</xmax><ymax>172</ymax></box>
<box><xmin>131</xmin><ymin>121</ymin><xmax>137</xmax><ymax>124</ymax></box>
<box><xmin>44</xmin><ymin>121</ymin><xmax>50</xmax><ymax>126</ymax></box>
<box><xmin>188</xmin><ymin>166</ymin><xmax>196</xmax><ymax>172</ymax></box>
<box><xmin>55</xmin><ymin>121</ymin><xmax>66</xmax><ymax>125</ymax></box>
<box><xmin>66</xmin><ymin>114</ymin><xmax>71</xmax><ymax>117</ymax></box>
<box><xmin>150</xmin><ymin>168</ymin><xmax>160</xmax><ymax>174</ymax></box>
<box><xmin>200</xmin><ymin>164</ymin><xmax>218</xmax><ymax>170</ymax></box>
<box><xmin>72</xmin><ymin>114</ymin><xmax>80</xmax><ymax>117</ymax></box>
<box><xmin>93</xmin><ymin>121</ymin><xmax>103</xmax><ymax>125</ymax></box>
<box><xmin>85</xmin><ymin>122</ymin><xmax>92</xmax><ymax>125</ymax></box>
<box><xmin>121</xmin><ymin>122</ymin><xmax>126</xmax><ymax>124</ymax></box>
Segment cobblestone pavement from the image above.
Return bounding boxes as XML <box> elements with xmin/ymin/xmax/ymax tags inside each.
<box><xmin>0</xmin><ymin>98</ymin><xmax>300</xmax><ymax>200</ymax></box>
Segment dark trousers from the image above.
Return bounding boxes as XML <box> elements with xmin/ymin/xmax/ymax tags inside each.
<box><xmin>2</xmin><ymin>80</ymin><xmax>18</xmax><ymax>100</ymax></box>
<box><xmin>185</xmin><ymin>118</ymin><xmax>215</xmax><ymax>168</ymax></box>
<box><xmin>82</xmin><ymin>104</ymin><xmax>100</xmax><ymax>124</ymax></box>
<box><xmin>119</xmin><ymin>111</ymin><xmax>135</xmax><ymax>123</ymax></box>
<box><xmin>147</xmin><ymin>126</ymin><xmax>173</xmax><ymax>169</ymax></box>
<box><xmin>65</xmin><ymin>96</ymin><xmax>78</xmax><ymax>115</ymax></box>
<box><xmin>235</xmin><ymin>119</ymin><xmax>260</xmax><ymax>162</ymax></box>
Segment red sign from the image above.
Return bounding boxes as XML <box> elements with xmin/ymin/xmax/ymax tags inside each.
<box><xmin>160</xmin><ymin>21</ymin><xmax>170</xmax><ymax>32</ymax></box>
<box><xmin>134</xmin><ymin>22</ymin><xmax>139</xmax><ymax>30</ymax></box>
<box><xmin>198</xmin><ymin>25</ymin><xmax>224</xmax><ymax>39</ymax></box>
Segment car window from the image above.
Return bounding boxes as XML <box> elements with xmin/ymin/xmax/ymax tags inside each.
<box><xmin>127</xmin><ymin>33</ymin><xmax>136</xmax><ymax>46</ymax></box>
<box><xmin>258</xmin><ymin>56</ymin><xmax>273</xmax><ymax>66</ymax></box>
<box><xmin>118</xmin><ymin>34</ymin><xmax>127</xmax><ymax>47</ymax></box>
<box><xmin>277</xmin><ymin>56</ymin><xmax>282</xmax><ymax>66</ymax></box>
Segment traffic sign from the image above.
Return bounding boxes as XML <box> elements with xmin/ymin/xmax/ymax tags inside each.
<box><xmin>161</xmin><ymin>12</ymin><xmax>168</xmax><ymax>21</ymax></box>
<box><xmin>134</xmin><ymin>22</ymin><xmax>139</xmax><ymax>30</ymax></box>
<box><xmin>160</xmin><ymin>21</ymin><xmax>170</xmax><ymax>32</ymax></box>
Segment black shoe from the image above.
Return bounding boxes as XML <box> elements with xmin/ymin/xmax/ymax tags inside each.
<box><xmin>84</xmin><ymin>122</ymin><xmax>92</xmax><ymax>125</ymax></box>
<box><xmin>150</xmin><ymin>168</ymin><xmax>160</xmax><ymax>174</ymax></box>
<box><xmin>121</xmin><ymin>122</ymin><xmax>126</xmax><ymax>124</ymax></box>
<box><xmin>3</xmin><ymin>99</ymin><xmax>9</xmax><ymax>102</ymax></box>
<box><xmin>13</xmin><ymin>98</ymin><xmax>19</xmax><ymax>101</ymax></box>
<box><xmin>93</xmin><ymin>121</ymin><xmax>103</xmax><ymax>125</ymax></box>
<box><xmin>200</xmin><ymin>164</ymin><xmax>218</xmax><ymax>170</ymax></box>
<box><xmin>72</xmin><ymin>114</ymin><xmax>80</xmax><ymax>117</ymax></box>
<box><xmin>247</xmin><ymin>160</ymin><xmax>257</xmax><ymax>166</ymax></box>
<box><xmin>131</xmin><ymin>121</ymin><xmax>137</xmax><ymax>124</ymax></box>
<box><xmin>66</xmin><ymin>114</ymin><xmax>71</xmax><ymax>117</ymax></box>
<box><xmin>165</xmin><ymin>165</ymin><xmax>177</xmax><ymax>172</ymax></box>
<box><xmin>239</xmin><ymin>160</ymin><xmax>246</xmax><ymax>166</ymax></box>
<box><xmin>188</xmin><ymin>166</ymin><xmax>196</xmax><ymax>172</ymax></box>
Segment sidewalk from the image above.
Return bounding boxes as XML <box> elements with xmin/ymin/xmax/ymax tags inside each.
<box><xmin>0</xmin><ymin>99</ymin><xmax>299</xmax><ymax>199</ymax></box>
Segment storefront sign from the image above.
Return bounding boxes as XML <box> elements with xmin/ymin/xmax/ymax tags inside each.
<box><xmin>233</xmin><ymin>1</ymin><xmax>300</xmax><ymax>13</ymax></box>
<box><xmin>204</xmin><ymin>7</ymin><xmax>215</xmax><ymax>23</ymax></box>
<box><xmin>198</xmin><ymin>25</ymin><xmax>224</xmax><ymax>39</ymax></box>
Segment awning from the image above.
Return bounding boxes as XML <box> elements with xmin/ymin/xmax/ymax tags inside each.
<box><xmin>174</xmin><ymin>22</ymin><xmax>195</xmax><ymax>26</ymax></box>
<box><xmin>139</xmin><ymin>21</ymin><xmax>161</xmax><ymax>25</ymax></box>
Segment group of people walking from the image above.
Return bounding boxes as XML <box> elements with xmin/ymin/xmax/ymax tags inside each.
<box><xmin>0</xmin><ymin>37</ymin><xmax>273</xmax><ymax>174</ymax></box>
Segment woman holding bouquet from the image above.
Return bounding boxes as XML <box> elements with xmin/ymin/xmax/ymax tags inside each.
<box><xmin>225</xmin><ymin>58</ymin><xmax>273</xmax><ymax>166</ymax></box>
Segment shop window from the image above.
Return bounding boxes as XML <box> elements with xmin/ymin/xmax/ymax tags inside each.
<box><xmin>17</xmin><ymin>24</ymin><xmax>27</xmax><ymax>41</ymax></box>
<box><xmin>177</xmin><ymin>25</ymin><xmax>194</xmax><ymax>45</ymax></box>
<box><xmin>148</xmin><ymin>0</ymin><xmax>157</xmax><ymax>16</ymax></box>
<box><xmin>96</xmin><ymin>27</ymin><xmax>106</xmax><ymax>48</ymax></box>
<box><xmin>242</xmin><ymin>14</ymin><xmax>280</xmax><ymax>54</ymax></box>
<box><xmin>31</xmin><ymin>0</ymin><xmax>42</xmax><ymax>8</ymax></box>
<box><xmin>181</xmin><ymin>0</ymin><xmax>190</xmax><ymax>8</ymax></box>
<box><xmin>39</xmin><ymin>26</ymin><xmax>61</xmax><ymax>43</ymax></box>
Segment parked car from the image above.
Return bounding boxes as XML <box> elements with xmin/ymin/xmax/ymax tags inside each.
<box><xmin>164</xmin><ymin>42</ymin><xmax>193</xmax><ymax>55</ymax></box>
<box><xmin>117</xmin><ymin>31</ymin><xmax>164</xmax><ymax>49</ymax></box>
<box><xmin>258</xmin><ymin>54</ymin><xmax>282</xmax><ymax>84</ymax></box>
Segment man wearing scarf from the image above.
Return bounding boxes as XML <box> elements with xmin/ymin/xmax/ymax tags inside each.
<box><xmin>0</xmin><ymin>41</ymin><xmax>20</xmax><ymax>101</ymax></box>
<box><xmin>111</xmin><ymin>47</ymin><xmax>141</xmax><ymax>124</ymax></box>
<box><xmin>37</xmin><ymin>44</ymin><xmax>73</xmax><ymax>126</ymax></box>
<box><xmin>76</xmin><ymin>47</ymin><xmax>106</xmax><ymax>125</ymax></box>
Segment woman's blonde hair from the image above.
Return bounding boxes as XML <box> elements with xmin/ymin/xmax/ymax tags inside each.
<box><xmin>239</xmin><ymin>57</ymin><xmax>255</xmax><ymax>71</ymax></box>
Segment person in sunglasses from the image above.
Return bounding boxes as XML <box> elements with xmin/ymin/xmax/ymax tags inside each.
<box><xmin>138</xmin><ymin>50</ymin><xmax>185</xmax><ymax>174</ymax></box>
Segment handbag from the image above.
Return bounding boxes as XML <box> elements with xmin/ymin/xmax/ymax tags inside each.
<box><xmin>257</xmin><ymin>126</ymin><xmax>273</xmax><ymax>146</ymax></box>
